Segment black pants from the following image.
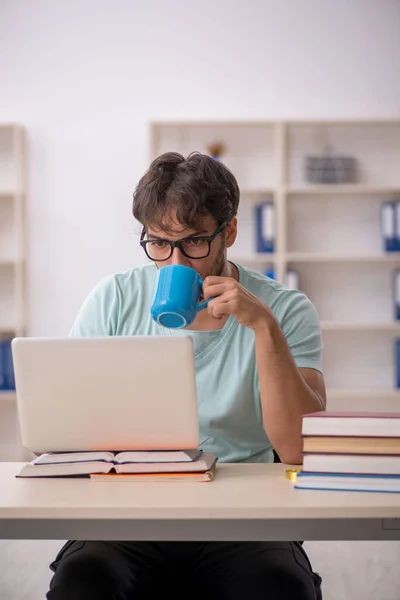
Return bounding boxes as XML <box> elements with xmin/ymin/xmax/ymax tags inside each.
<box><xmin>46</xmin><ymin>540</ymin><xmax>322</xmax><ymax>599</ymax></box>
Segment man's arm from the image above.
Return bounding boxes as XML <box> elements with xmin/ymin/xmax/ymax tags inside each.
<box><xmin>254</xmin><ymin>320</ymin><xmax>326</xmax><ymax>465</ymax></box>
<box><xmin>203</xmin><ymin>275</ymin><xmax>326</xmax><ymax>465</ymax></box>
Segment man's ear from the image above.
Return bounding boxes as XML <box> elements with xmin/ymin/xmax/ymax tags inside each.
<box><xmin>225</xmin><ymin>217</ymin><xmax>237</xmax><ymax>248</ymax></box>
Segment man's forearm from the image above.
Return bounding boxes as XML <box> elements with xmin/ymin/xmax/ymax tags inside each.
<box><xmin>254</xmin><ymin>319</ymin><xmax>324</xmax><ymax>464</ymax></box>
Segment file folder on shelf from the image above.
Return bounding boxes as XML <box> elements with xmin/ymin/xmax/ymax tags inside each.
<box><xmin>0</xmin><ymin>341</ymin><xmax>6</xmax><ymax>391</ymax></box>
<box><xmin>264</xmin><ymin>269</ymin><xmax>275</xmax><ymax>280</ymax></box>
<box><xmin>1</xmin><ymin>340</ymin><xmax>15</xmax><ymax>391</ymax></box>
<box><xmin>394</xmin><ymin>270</ymin><xmax>400</xmax><ymax>321</ymax></box>
<box><xmin>396</xmin><ymin>339</ymin><xmax>400</xmax><ymax>389</ymax></box>
<box><xmin>381</xmin><ymin>201</ymin><xmax>397</xmax><ymax>252</ymax></box>
<box><xmin>394</xmin><ymin>200</ymin><xmax>400</xmax><ymax>251</ymax></box>
<box><xmin>255</xmin><ymin>202</ymin><xmax>275</xmax><ymax>253</ymax></box>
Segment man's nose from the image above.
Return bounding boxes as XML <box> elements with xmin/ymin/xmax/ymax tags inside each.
<box><xmin>170</xmin><ymin>246</ymin><xmax>190</xmax><ymax>266</ymax></box>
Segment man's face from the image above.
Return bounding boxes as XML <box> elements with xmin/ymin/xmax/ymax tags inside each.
<box><xmin>145</xmin><ymin>212</ymin><xmax>235</xmax><ymax>281</ymax></box>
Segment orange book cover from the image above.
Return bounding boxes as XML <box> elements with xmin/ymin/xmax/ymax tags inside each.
<box><xmin>90</xmin><ymin>464</ymin><xmax>216</xmax><ymax>482</ymax></box>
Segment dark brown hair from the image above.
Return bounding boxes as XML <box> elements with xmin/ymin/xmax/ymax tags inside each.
<box><xmin>132</xmin><ymin>151</ymin><xmax>240</xmax><ymax>232</ymax></box>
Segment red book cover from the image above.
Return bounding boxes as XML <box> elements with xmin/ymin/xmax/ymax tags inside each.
<box><xmin>303</xmin><ymin>411</ymin><xmax>400</xmax><ymax>419</ymax></box>
<box><xmin>301</xmin><ymin>411</ymin><xmax>400</xmax><ymax>438</ymax></box>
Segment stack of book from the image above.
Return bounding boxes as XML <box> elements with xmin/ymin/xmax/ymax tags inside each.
<box><xmin>294</xmin><ymin>410</ymin><xmax>400</xmax><ymax>493</ymax></box>
<box><xmin>16</xmin><ymin>448</ymin><xmax>217</xmax><ymax>482</ymax></box>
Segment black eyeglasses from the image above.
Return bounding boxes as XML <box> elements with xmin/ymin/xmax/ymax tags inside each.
<box><xmin>140</xmin><ymin>222</ymin><xmax>227</xmax><ymax>261</ymax></box>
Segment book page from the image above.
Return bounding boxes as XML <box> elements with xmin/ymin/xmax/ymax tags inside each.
<box><xmin>31</xmin><ymin>451</ymin><xmax>116</xmax><ymax>465</ymax></box>
<box><xmin>114</xmin><ymin>449</ymin><xmax>201</xmax><ymax>464</ymax></box>
<box><xmin>17</xmin><ymin>461</ymin><xmax>113</xmax><ymax>477</ymax></box>
<box><xmin>115</xmin><ymin>452</ymin><xmax>217</xmax><ymax>473</ymax></box>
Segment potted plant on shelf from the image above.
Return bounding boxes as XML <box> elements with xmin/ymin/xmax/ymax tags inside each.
<box><xmin>207</xmin><ymin>141</ymin><xmax>225</xmax><ymax>161</ymax></box>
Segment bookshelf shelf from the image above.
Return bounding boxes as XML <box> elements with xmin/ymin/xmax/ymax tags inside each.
<box><xmin>285</xmin><ymin>253</ymin><xmax>400</xmax><ymax>263</ymax></box>
<box><xmin>0</xmin><ymin>191</ymin><xmax>22</xmax><ymax>199</ymax></box>
<box><xmin>0</xmin><ymin>260</ymin><xmax>18</xmax><ymax>267</ymax></box>
<box><xmin>229</xmin><ymin>254</ymin><xmax>276</xmax><ymax>265</ymax></box>
<box><xmin>326</xmin><ymin>397</ymin><xmax>400</xmax><ymax>412</ymax></box>
<box><xmin>150</xmin><ymin>119</ymin><xmax>400</xmax><ymax>412</ymax></box>
<box><xmin>320</xmin><ymin>322</ymin><xmax>400</xmax><ymax>332</ymax></box>
<box><xmin>327</xmin><ymin>388</ymin><xmax>400</xmax><ymax>412</ymax></box>
<box><xmin>0</xmin><ymin>391</ymin><xmax>16</xmax><ymax>401</ymax></box>
<box><xmin>240</xmin><ymin>188</ymin><xmax>277</xmax><ymax>196</ymax></box>
<box><xmin>286</xmin><ymin>185</ymin><xmax>400</xmax><ymax>196</ymax></box>
<box><xmin>327</xmin><ymin>388</ymin><xmax>400</xmax><ymax>400</ymax></box>
<box><xmin>0</xmin><ymin>328</ymin><xmax>18</xmax><ymax>336</ymax></box>
<box><xmin>231</xmin><ymin>253</ymin><xmax>400</xmax><ymax>265</ymax></box>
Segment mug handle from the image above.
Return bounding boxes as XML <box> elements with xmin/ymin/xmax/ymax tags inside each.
<box><xmin>196</xmin><ymin>298</ymin><xmax>211</xmax><ymax>312</ymax></box>
<box><xmin>196</xmin><ymin>275</ymin><xmax>214</xmax><ymax>312</ymax></box>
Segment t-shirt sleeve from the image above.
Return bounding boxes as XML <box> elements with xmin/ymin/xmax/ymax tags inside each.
<box><xmin>279</xmin><ymin>291</ymin><xmax>323</xmax><ymax>373</ymax></box>
<box><xmin>69</xmin><ymin>275</ymin><xmax>120</xmax><ymax>337</ymax></box>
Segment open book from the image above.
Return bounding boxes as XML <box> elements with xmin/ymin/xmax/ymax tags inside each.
<box><xmin>31</xmin><ymin>448</ymin><xmax>201</xmax><ymax>465</ymax></box>
<box><xmin>16</xmin><ymin>450</ymin><xmax>217</xmax><ymax>478</ymax></box>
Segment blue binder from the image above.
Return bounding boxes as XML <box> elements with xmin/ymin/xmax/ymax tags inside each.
<box><xmin>396</xmin><ymin>339</ymin><xmax>400</xmax><ymax>389</ymax></box>
<box><xmin>381</xmin><ymin>201</ymin><xmax>397</xmax><ymax>252</ymax></box>
<box><xmin>393</xmin><ymin>270</ymin><xmax>400</xmax><ymax>320</ymax></box>
<box><xmin>295</xmin><ymin>472</ymin><xmax>400</xmax><ymax>494</ymax></box>
<box><xmin>255</xmin><ymin>202</ymin><xmax>274</xmax><ymax>253</ymax></box>
<box><xmin>0</xmin><ymin>341</ymin><xmax>6</xmax><ymax>391</ymax></box>
<box><xmin>264</xmin><ymin>269</ymin><xmax>275</xmax><ymax>280</ymax></box>
<box><xmin>395</xmin><ymin>200</ymin><xmax>400</xmax><ymax>251</ymax></box>
<box><xmin>3</xmin><ymin>340</ymin><xmax>15</xmax><ymax>390</ymax></box>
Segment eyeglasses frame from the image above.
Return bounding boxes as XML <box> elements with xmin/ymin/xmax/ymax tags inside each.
<box><xmin>139</xmin><ymin>222</ymin><xmax>228</xmax><ymax>262</ymax></box>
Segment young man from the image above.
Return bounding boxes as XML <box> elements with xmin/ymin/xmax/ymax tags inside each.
<box><xmin>47</xmin><ymin>151</ymin><xmax>326</xmax><ymax>600</ymax></box>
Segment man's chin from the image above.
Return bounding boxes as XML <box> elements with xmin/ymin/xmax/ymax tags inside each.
<box><xmin>208</xmin><ymin>264</ymin><xmax>224</xmax><ymax>279</ymax></box>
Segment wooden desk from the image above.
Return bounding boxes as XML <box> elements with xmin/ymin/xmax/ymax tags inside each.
<box><xmin>1</xmin><ymin>462</ymin><xmax>399</xmax><ymax>541</ymax></box>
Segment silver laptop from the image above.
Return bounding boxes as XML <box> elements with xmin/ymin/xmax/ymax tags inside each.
<box><xmin>12</xmin><ymin>336</ymin><xmax>200</xmax><ymax>453</ymax></box>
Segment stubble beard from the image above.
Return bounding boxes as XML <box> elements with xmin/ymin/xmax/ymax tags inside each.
<box><xmin>208</xmin><ymin>243</ymin><xmax>226</xmax><ymax>278</ymax></box>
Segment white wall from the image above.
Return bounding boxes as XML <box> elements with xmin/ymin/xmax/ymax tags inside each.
<box><xmin>1</xmin><ymin>0</ymin><xmax>400</xmax><ymax>335</ymax></box>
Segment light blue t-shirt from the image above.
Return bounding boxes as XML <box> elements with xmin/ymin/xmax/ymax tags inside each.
<box><xmin>70</xmin><ymin>262</ymin><xmax>323</xmax><ymax>463</ymax></box>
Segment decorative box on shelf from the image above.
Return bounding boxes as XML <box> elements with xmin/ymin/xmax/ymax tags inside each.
<box><xmin>305</xmin><ymin>145</ymin><xmax>358</xmax><ymax>184</ymax></box>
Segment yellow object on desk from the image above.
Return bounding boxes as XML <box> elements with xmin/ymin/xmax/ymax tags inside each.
<box><xmin>285</xmin><ymin>469</ymin><xmax>301</xmax><ymax>481</ymax></box>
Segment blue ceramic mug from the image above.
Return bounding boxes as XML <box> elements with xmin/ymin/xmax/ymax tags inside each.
<box><xmin>150</xmin><ymin>265</ymin><xmax>210</xmax><ymax>329</ymax></box>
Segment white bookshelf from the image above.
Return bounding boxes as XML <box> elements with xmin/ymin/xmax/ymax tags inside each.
<box><xmin>0</xmin><ymin>124</ymin><xmax>29</xmax><ymax>460</ymax></box>
<box><xmin>0</xmin><ymin>124</ymin><xmax>26</xmax><ymax>339</ymax></box>
<box><xmin>150</xmin><ymin>119</ymin><xmax>400</xmax><ymax>412</ymax></box>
